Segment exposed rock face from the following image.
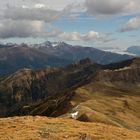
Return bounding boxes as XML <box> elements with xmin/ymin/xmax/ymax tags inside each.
<box><xmin>0</xmin><ymin>58</ymin><xmax>100</xmax><ymax>116</ymax></box>
<box><xmin>97</xmin><ymin>67</ymin><xmax>140</xmax><ymax>84</ymax></box>
<box><xmin>97</xmin><ymin>58</ymin><xmax>140</xmax><ymax>84</ymax></box>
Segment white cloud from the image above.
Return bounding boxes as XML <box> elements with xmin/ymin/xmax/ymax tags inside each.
<box><xmin>57</xmin><ymin>31</ymin><xmax>109</xmax><ymax>42</ymax></box>
<box><xmin>2</xmin><ymin>6</ymin><xmax>62</xmax><ymax>22</ymax></box>
<box><xmin>120</xmin><ymin>17</ymin><xmax>140</xmax><ymax>32</ymax></box>
<box><xmin>0</xmin><ymin>0</ymin><xmax>83</xmax><ymax>10</ymax></box>
<box><xmin>84</xmin><ymin>31</ymin><xmax>100</xmax><ymax>40</ymax></box>
<box><xmin>34</xmin><ymin>3</ymin><xmax>46</xmax><ymax>9</ymax></box>
<box><xmin>85</xmin><ymin>0</ymin><xmax>140</xmax><ymax>17</ymax></box>
<box><xmin>58</xmin><ymin>32</ymin><xmax>81</xmax><ymax>41</ymax></box>
<box><xmin>1</xmin><ymin>0</ymin><xmax>138</xmax><ymax>44</ymax></box>
<box><xmin>0</xmin><ymin>20</ymin><xmax>45</xmax><ymax>38</ymax></box>
<box><xmin>0</xmin><ymin>17</ymin><xmax>111</xmax><ymax>42</ymax></box>
<box><xmin>0</xmin><ymin>0</ymin><xmax>86</xmax><ymax>40</ymax></box>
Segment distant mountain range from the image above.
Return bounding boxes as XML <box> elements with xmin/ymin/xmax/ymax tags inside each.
<box><xmin>126</xmin><ymin>46</ymin><xmax>140</xmax><ymax>56</ymax></box>
<box><xmin>0</xmin><ymin>43</ymin><xmax>71</xmax><ymax>75</ymax></box>
<box><xmin>0</xmin><ymin>41</ymin><xmax>134</xmax><ymax>74</ymax></box>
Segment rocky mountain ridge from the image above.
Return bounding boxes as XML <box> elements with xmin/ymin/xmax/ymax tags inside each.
<box><xmin>0</xmin><ymin>58</ymin><xmax>140</xmax><ymax>131</ymax></box>
<box><xmin>0</xmin><ymin>41</ymin><xmax>133</xmax><ymax>74</ymax></box>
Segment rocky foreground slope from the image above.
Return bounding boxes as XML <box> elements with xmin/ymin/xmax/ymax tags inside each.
<box><xmin>0</xmin><ymin>116</ymin><xmax>140</xmax><ymax>140</ymax></box>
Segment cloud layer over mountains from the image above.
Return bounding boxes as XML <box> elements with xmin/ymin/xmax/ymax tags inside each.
<box><xmin>0</xmin><ymin>0</ymin><xmax>140</xmax><ymax>45</ymax></box>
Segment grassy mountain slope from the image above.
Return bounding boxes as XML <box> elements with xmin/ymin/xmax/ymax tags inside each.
<box><xmin>0</xmin><ymin>58</ymin><xmax>140</xmax><ymax>131</ymax></box>
<box><xmin>0</xmin><ymin>116</ymin><xmax>140</xmax><ymax>140</ymax></box>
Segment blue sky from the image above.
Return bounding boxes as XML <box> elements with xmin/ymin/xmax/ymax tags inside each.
<box><xmin>53</xmin><ymin>13</ymin><xmax>140</xmax><ymax>50</ymax></box>
<box><xmin>0</xmin><ymin>0</ymin><xmax>140</xmax><ymax>52</ymax></box>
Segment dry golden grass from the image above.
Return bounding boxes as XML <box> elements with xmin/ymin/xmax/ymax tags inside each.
<box><xmin>70</xmin><ymin>82</ymin><xmax>140</xmax><ymax>130</ymax></box>
<box><xmin>0</xmin><ymin>116</ymin><xmax>140</xmax><ymax>140</ymax></box>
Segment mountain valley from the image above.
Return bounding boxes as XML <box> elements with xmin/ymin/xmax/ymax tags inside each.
<box><xmin>0</xmin><ymin>57</ymin><xmax>140</xmax><ymax>133</ymax></box>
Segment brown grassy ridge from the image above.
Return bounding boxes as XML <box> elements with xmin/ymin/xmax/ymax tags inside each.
<box><xmin>68</xmin><ymin>82</ymin><xmax>140</xmax><ymax>131</ymax></box>
<box><xmin>0</xmin><ymin>116</ymin><xmax>140</xmax><ymax>140</ymax></box>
